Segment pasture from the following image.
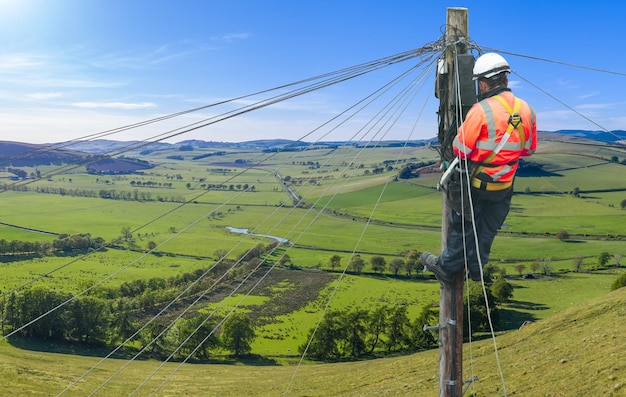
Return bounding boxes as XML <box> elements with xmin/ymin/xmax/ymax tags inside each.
<box><xmin>1</xmin><ymin>137</ymin><xmax>625</xmax><ymax>394</ymax></box>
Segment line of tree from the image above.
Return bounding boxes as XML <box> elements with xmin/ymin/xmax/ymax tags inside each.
<box><xmin>0</xmin><ymin>184</ymin><xmax>187</xmax><ymax>203</ymax></box>
<box><xmin>97</xmin><ymin>189</ymin><xmax>185</xmax><ymax>202</ymax></box>
<box><xmin>329</xmin><ymin>250</ymin><xmax>424</xmax><ymax>277</ymax></box>
<box><xmin>129</xmin><ymin>181</ymin><xmax>174</xmax><ymax>188</ymax></box>
<box><xmin>12</xmin><ymin>181</ymin><xmax>259</xmax><ymax>199</ymax></box>
<box><xmin>1</xmin><ymin>285</ymin><xmax>255</xmax><ymax>360</ymax></box>
<box><xmin>0</xmin><ymin>233</ymin><xmax>105</xmax><ymax>256</ymax></box>
<box><xmin>0</xmin><ymin>241</ymin><xmax>275</xmax><ymax>358</ymax></box>
<box><xmin>300</xmin><ymin>304</ymin><xmax>437</xmax><ymax>360</ymax></box>
<box><xmin>301</xmin><ymin>271</ymin><xmax>513</xmax><ymax>362</ymax></box>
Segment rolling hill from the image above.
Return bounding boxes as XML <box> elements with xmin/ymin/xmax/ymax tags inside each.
<box><xmin>1</xmin><ymin>286</ymin><xmax>624</xmax><ymax>395</ymax></box>
<box><xmin>1</xmin><ymin>131</ymin><xmax>625</xmax><ymax>396</ymax></box>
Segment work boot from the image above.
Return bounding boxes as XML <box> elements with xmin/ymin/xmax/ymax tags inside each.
<box><xmin>468</xmin><ymin>269</ymin><xmax>482</xmax><ymax>282</ymax></box>
<box><xmin>421</xmin><ymin>252</ymin><xmax>454</xmax><ymax>283</ymax></box>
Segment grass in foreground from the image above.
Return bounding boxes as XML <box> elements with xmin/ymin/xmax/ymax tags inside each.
<box><xmin>2</xmin><ymin>287</ymin><xmax>625</xmax><ymax>396</ymax></box>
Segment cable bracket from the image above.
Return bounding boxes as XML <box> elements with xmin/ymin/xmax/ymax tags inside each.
<box><xmin>423</xmin><ymin>323</ymin><xmax>444</xmax><ymax>331</ymax></box>
<box><xmin>462</xmin><ymin>376</ymin><xmax>479</xmax><ymax>395</ymax></box>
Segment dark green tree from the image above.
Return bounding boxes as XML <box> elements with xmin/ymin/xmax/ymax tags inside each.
<box><xmin>328</xmin><ymin>254</ymin><xmax>341</xmax><ymax>270</ymax></box>
<box><xmin>300</xmin><ymin>310</ymin><xmax>346</xmax><ymax>360</ymax></box>
<box><xmin>221</xmin><ymin>313</ymin><xmax>255</xmax><ymax>356</ymax></box>
<box><xmin>19</xmin><ymin>286</ymin><xmax>72</xmax><ymax>340</ymax></box>
<box><xmin>178</xmin><ymin>315</ymin><xmax>220</xmax><ymax>360</ymax></box>
<box><xmin>3</xmin><ymin>292</ymin><xmax>20</xmax><ymax>333</ymax></box>
<box><xmin>366</xmin><ymin>306</ymin><xmax>388</xmax><ymax>353</ymax></box>
<box><xmin>388</xmin><ymin>258</ymin><xmax>404</xmax><ymax>276</ymax></box>
<box><xmin>481</xmin><ymin>264</ymin><xmax>500</xmax><ymax>284</ymax></box>
<box><xmin>404</xmin><ymin>250</ymin><xmax>421</xmax><ymax>277</ymax></box>
<box><xmin>410</xmin><ymin>304</ymin><xmax>437</xmax><ymax>348</ymax></box>
<box><xmin>112</xmin><ymin>304</ymin><xmax>136</xmax><ymax>344</ymax></box>
<box><xmin>370</xmin><ymin>256</ymin><xmax>387</xmax><ymax>274</ymax></box>
<box><xmin>464</xmin><ymin>283</ymin><xmax>499</xmax><ymax>335</ymax></box>
<box><xmin>384</xmin><ymin>305</ymin><xmax>411</xmax><ymax>352</ymax></box>
<box><xmin>70</xmin><ymin>295</ymin><xmax>111</xmax><ymax>344</ymax></box>
<box><xmin>611</xmin><ymin>273</ymin><xmax>626</xmax><ymax>291</ymax></box>
<box><xmin>491</xmin><ymin>277</ymin><xmax>514</xmax><ymax>303</ymax></box>
<box><xmin>140</xmin><ymin>321</ymin><xmax>171</xmax><ymax>357</ymax></box>
<box><xmin>348</xmin><ymin>255</ymin><xmax>365</xmax><ymax>274</ymax></box>
<box><xmin>598</xmin><ymin>252</ymin><xmax>611</xmax><ymax>267</ymax></box>
<box><xmin>342</xmin><ymin>309</ymin><xmax>369</xmax><ymax>357</ymax></box>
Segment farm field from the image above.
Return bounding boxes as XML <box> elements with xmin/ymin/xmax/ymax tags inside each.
<box><xmin>1</xmin><ymin>136</ymin><xmax>625</xmax><ymax>395</ymax></box>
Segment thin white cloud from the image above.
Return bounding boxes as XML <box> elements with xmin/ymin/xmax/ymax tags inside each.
<box><xmin>72</xmin><ymin>101</ymin><xmax>157</xmax><ymax>110</ymax></box>
<box><xmin>578</xmin><ymin>91</ymin><xmax>599</xmax><ymax>100</ymax></box>
<box><xmin>27</xmin><ymin>92</ymin><xmax>63</xmax><ymax>100</ymax></box>
<box><xmin>6</xmin><ymin>77</ymin><xmax>127</xmax><ymax>89</ymax></box>
<box><xmin>93</xmin><ymin>39</ymin><xmax>220</xmax><ymax>68</ymax></box>
<box><xmin>576</xmin><ymin>102</ymin><xmax>613</xmax><ymax>110</ymax></box>
<box><xmin>0</xmin><ymin>52</ymin><xmax>127</xmax><ymax>89</ymax></box>
<box><xmin>0</xmin><ymin>54</ymin><xmax>46</xmax><ymax>72</ymax></box>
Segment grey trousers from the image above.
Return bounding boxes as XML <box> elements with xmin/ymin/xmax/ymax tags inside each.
<box><xmin>439</xmin><ymin>186</ymin><xmax>513</xmax><ymax>277</ymax></box>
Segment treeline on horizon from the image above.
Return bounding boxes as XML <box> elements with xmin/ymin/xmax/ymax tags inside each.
<box><xmin>0</xmin><ymin>233</ymin><xmax>104</xmax><ymax>256</ymax></box>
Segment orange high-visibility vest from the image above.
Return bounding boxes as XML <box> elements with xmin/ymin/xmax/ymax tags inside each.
<box><xmin>453</xmin><ymin>90</ymin><xmax>537</xmax><ymax>185</ymax></box>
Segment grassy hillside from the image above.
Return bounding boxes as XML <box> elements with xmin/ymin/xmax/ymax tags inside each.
<box><xmin>2</xmin><ymin>286</ymin><xmax>625</xmax><ymax>396</ymax></box>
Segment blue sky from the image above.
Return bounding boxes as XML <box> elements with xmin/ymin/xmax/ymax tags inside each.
<box><xmin>1</xmin><ymin>0</ymin><xmax>625</xmax><ymax>144</ymax></box>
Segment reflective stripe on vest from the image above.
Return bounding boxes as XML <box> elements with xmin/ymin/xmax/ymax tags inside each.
<box><xmin>475</xmin><ymin>95</ymin><xmax>527</xmax><ymax>153</ymax></box>
<box><xmin>492</xmin><ymin>95</ymin><xmax>526</xmax><ymax>153</ymax></box>
<box><xmin>472</xmin><ymin>94</ymin><xmax>526</xmax><ymax>184</ymax></box>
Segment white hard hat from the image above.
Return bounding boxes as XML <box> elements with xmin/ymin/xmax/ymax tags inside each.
<box><xmin>473</xmin><ymin>53</ymin><xmax>510</xmax><ymax>80</ymax></box>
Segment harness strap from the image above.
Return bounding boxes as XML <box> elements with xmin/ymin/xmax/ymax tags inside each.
<box><xmin>473</xmin><ymin>95</ymin><xmax>525</xmax><ymax>185</ymax></box>
<box><xmin>492</xmin><ymin>95</ymin><xmax>526</xmax><ymax>152</ymax></box>
<box><xmin>471</xmin><ymin>178</ymin><xmax>513</xmax><ymax>191</ymax></box>
<box><xmin>477</xmin><ymin>160</ymin><xmax>518</xmax><ymax>168</ymax></box>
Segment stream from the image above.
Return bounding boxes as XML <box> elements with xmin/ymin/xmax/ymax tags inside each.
<box><xmin>226</xmin><ymin>227</ymin><xmax>290</xmax><ymax>244</ymax></box>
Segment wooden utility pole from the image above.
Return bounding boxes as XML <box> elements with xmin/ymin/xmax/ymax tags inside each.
<box><xmin>436</xmin><ymin>8</ymin><xmax>469</xmax><ymax>397</ymax></box>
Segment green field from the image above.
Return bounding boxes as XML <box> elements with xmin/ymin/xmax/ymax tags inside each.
<box><xmin>1</xmin><ymin>138</ymin><xmax>625</xmax><ymax>395</ymax></box>
<box><xmin>1</xmin><ymin>287</ymin><xmax>626</xmax><ymax>396</ymax></box>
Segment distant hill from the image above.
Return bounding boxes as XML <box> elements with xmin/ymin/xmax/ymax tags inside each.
<box><xmin>85</xmin><ymin>157</ymin><xmax>154</xmax><ymax>174</ymax></box>
<box><xmin>1</xmin><ymin>130</ymin><xmax>623</xmax><ymax>168</ymax></box>
<box><xmin>0</xmin><ymin>141</ymin><xmax>87</xmax><ymax>167</ymax></box>
<box><xmin>553</xmin><ymin>129</ymin><xmax>626</xmax><ymax>143</ymax></box>
<box><xmin>67</xmin><ymin>139</ymin><xmax>172</xmax><ymax>154</ymax></box>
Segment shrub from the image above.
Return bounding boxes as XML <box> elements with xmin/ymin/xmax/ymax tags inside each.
<box><xmin>611</xmin><ymin>273</ymin><xmax>626</xmax><ymax>291</ymax></box>
<box><xmin>555</xmin><ymin>230</ymin><xmax>569</xmax><ymax>240</ymax></box>
<box><xmin>491</xmin><ymin>277</ymin><xmax>514</xmax><ymax>303</ymax></box>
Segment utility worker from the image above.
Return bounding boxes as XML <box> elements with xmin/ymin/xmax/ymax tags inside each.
<box><xmin>422</xmin><ymin>53</ymin><xmax>537</xmax><ymax>283</ymax></box>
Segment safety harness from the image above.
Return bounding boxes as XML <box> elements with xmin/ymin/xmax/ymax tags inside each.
<box><xmin>471</xmin><ymin>94</ymin><xmax>526</xmax><ymax>191</ymax></box>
